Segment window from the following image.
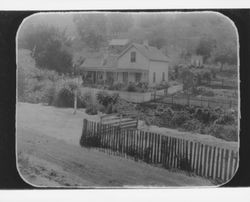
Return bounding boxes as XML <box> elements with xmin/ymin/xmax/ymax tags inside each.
<box><xmin>162</xmin><ymin>72</ymin><xmax>165</xmax><ymax>81</ymax></box>
<box><xmin>153</xmin><ymin>72</ymin><xmax>156</xmax><ymax>83</ymax></box>
<box><xmin>130</xmin><ymin>51</ymin><xmax>136</xmax><ymax>63</ymax></box>
<box><xmin>135</xmin><ymin>73</ymin><xmax>141</xmax><ymax>82</ymax></box>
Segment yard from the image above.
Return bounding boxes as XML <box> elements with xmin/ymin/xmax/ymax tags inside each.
<box><xmin>16</xmin><ymin>102</ymin><xmax>213</xmax><ymax>187</ymax></box>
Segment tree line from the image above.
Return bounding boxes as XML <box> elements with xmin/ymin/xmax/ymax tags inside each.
<box><xmin>18</xmin><ymin>12</ymin><xmax>237</xmax><ymax>74</ymax></box>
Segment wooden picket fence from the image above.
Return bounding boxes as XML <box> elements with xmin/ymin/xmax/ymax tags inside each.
<box><xmin>80</xmin><ymin>119</ymin><xmax>239</xmax><ymax>183</ymax></box>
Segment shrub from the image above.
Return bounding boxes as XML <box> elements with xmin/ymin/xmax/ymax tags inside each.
<box><xmin>208</xmin><ymin>124</ymin><xmax>238</xmax><ymax>141</ymax></box>
<box><xmin>53</xmin><ymin>81</ymin><xmax>85</xmax><ymax>108</ymax></box>
<box><xmin>155</xmin><ymin>82</ymin><xmax>170</xmax><ymax>90</ymax></box>
<box><xmin>85</xmin><ymin>104</ymin><xmax>98</xmax><ymax>115</ymax></box>
<box><xmin>126</xmin><ymin>83</ymin><xmax>137</xmax><ymax>92</ymax></box>
<box><xmin>41</xmin><ymin>81</ymin><xmax>55</xmax><ymax>105</ymax></box>
<box><xmin>96</xmin><ymin>91</ymin><xmax>119</xmax><ymax>107</ymax></box>
<box><xmin>171</xmin><ymin>111</ymin><xmax>191</xmax><ymax>127</ymax></box>
<box><xmin>108</xmin><ymin>83</ymin><xmax>124</xmax><ymax>91</ymax></box>
<box><xmin>81</xmin><ymin>91</ymin><xmax>92</xmax><ymax>105</ymax></box>
<box><xmin>54</xmin><ymin>85</ymin><xmax>74</xmax><ymax>107</ymax></box>
<box><xmin>194</xmin><ymin>107</ymin><xmax>218</xmax><ymax>124</ymax></box>
<box><xmin>215</xmin><ymin>113</ymin><xmax>235</xmax><ymax>125</ymax></box>
<box><xmin>106</xmin><ymin>104</ymin><xmax>117</xmax><ymax>114</ymax></box>
<box><xmin>182</xmin><ymin>119</ymin><xmax>202</xmax><ymax>131</ymax></box>
<box><xmin>80</xmin><ymin>131</ymin><xmax>101</xmax><ymax>147</ymax></box>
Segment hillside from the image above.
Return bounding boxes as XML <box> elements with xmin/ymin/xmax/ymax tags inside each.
<box><xmin>17</xmin><ymin>49</ymin><xmax>36</xmax><ymax>71</ymax></box>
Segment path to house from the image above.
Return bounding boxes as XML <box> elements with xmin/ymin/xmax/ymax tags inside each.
<box><xmin>16</xmin><ymin>103</ymin><xmax>213</xmax><ymax>187</ymax></box>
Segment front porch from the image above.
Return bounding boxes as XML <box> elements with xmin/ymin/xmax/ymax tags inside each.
<box><xmin>81</xmin><ymin>68</ymin><xmax>149</xmax><ymax>85</ymax></box>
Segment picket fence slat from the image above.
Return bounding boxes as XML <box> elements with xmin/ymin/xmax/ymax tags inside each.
<box><xmin>81</xmin><ymin>119</ymin><xmax>238</xmax><ymax>183</ymax></box>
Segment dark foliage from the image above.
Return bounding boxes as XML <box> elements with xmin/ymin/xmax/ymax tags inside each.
<box><xmin>80</xmin><ymin>131</ymin><xmax>101</xmax><ymax>148</ymax></box>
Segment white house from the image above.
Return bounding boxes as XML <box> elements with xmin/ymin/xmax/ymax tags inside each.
<box><xmin>79</xmin><ymin>42</ymin><xmax>169</xmax><ymax>87</ymax></box>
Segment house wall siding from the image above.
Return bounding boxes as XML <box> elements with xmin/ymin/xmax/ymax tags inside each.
<box><xmin>148</xmin><ymin>61</ymin><xmax>169</xmax><ymax>86</ymax></box>
<box><xmin>117</xmin><ymin>47</ymin><xmax>149</xmax><ymax>70</ymax></box>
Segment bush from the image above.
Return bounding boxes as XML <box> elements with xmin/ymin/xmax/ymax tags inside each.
<box><xmin>80</xmin><ymin>131</ymin><xmax>101</xmax><ymax>147</ymax></box>
<box><xmin>155</xmin><ymin>82</ymin><xmax>170</xmax><ymax>90</ymax></box>
<box><xmin>194</xmin><ymin>107</ymin><xmax>218</xmax><ymax>124</ymax></box>
<box><xmin>126</xmin><ymin>83</ymin><xmax>137</xmax><ymax>92</ymax></box>
<box><xmin>41</xmin><ymin>81</ymin><xmax>56</xmax><ymax>105</ymax></box>
<box><xmin>182</xmin><ymin>119</ymin><xmax>202</xmax><ymax>131</ymax></box>
<box><xmin>215</xmin><ymin>113</ymin><xmax>235</xmax><ymax>125</ymax></box>
<box><xmin>108</xmin><ymin>83</ymin><xmax>124</xmax><ymax>91</ymax></box>
<box><xmin>53</xmin><ymin>81</ymin><xmax>85</xmax><ymax>108</ymax></box>
<box><xmin>81</xmin><ymin>91</ymin><xmax>92</xmax><ymax>105</ymax></box>
<box><xmin>85</xmin><ymin>104</ymin><xmax>98</xmax><ymax>115</ymax></box>
<box><xmin>171</xmin><ymin>111</ymin><xmax>191</xmax><ymax>127</ymax></box>
<box><xmin>97</xmin><ymin>91</ymin><xmax>119</xmax><ymax>107</ymax></box>
<box><xmin>208</xmin><ymin>124</ymin><xmax>238</xmax><ymax>141</ymax></box>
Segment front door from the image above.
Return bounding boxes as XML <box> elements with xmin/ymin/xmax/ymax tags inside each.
<box><xmin>122</xmin><ymin>72</ymin><xmax>128</xmax><ymax>84</ymax></box>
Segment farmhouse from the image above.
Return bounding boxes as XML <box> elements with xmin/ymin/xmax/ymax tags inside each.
<box><xmin>78</xmin><ymin>41</ymin><xmax>169</xmax><ymax>87</ymax></box>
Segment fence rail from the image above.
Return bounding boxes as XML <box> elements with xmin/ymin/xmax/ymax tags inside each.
<box><xmin>80</xmin><ymin>119</ymin><xmax>239</xmax><ymax>183</ymax></box>
<box><xmin>100</xmin><ymin>113</ymin><xmax>138</xmax><ymax>130</ymax></box>
<box><xmin>153</xmin><ymin>95</ymin><xmax>238</xmax><ymax>109</ymax></box>
<box><xmin>208</xmin><ymin>79</ymin><xmax>238</xmax><ymax>89</ymax></box>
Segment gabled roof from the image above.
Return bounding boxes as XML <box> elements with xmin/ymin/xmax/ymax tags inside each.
<box><xmin>79</xmin><ymin>43</ymin><xmax>169</xmax><ymax>71</ymax></box>
<box><xmin>109</xmin><ymin>39</ymin><xmax>129</xmax><ymax>46</ymax></box>
<box><xmin>118</xmin><ymin>43</ymin><xmax>169</xmax><ymax>62</ymax></box>
<box><xmin>79</xmin><ymin>55</ymin><xmax>118</xmax><ymax>70</ymax></box>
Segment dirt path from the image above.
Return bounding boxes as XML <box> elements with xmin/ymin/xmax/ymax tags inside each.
<box><xmin>17</xmin><ymin>127</ymin><xmax>212</xmax><ymax>187</ymax></box>
<box><xmin>16</xmin><ymin>103</ymin><xmax>213</xmax><ymax>187</ymax></box>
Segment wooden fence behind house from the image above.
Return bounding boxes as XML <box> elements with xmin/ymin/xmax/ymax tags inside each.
<box><xmin>81</xmin><ymin>119</ymin><xmax>239</xmax><ymax>183</ymax></box>
<box><xmin>153</xmin><ymin>95</ymin><xmax>238</xmax><ymax>109</ymax></box>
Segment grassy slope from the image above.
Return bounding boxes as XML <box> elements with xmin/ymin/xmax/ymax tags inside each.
<box><xmin>16</xmin><ymin>102</ymin><xmax>212</xmax><ymax>187</ymax></box>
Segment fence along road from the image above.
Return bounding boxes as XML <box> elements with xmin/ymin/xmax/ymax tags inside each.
<box><xmin>80</xmin><ymin>119</ymin><xmax>239</xmax><ymax>184</ymax></box>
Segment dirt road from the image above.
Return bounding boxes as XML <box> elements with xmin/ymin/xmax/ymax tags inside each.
<box><xmin>16</xmin><ymin>103</ymin><xmax>213</xmax><ymax>187</ymax></box>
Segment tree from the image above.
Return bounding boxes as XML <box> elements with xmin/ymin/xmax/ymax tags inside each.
<box><xmin>18</xmin><ymin>24</ymin><xmax>73</xmax><ymax>73</ymax></box>
<box><xmin>107</xmin><ymin>13</ymin><xmax>134</xmax><ymax>36</ymax></box>
<box><xmin>196</xmin><ymin>35</ymin><xmax>216</xmax><ymax>62</ymax></box>
<box><xmin>213</xmin><ymin>43</ymin><xmax>237</xmax><ymax>71</ymax></box>
<box><xmin>202</xmin><ymin>71</ymin><xmax>212</xmax><ymax>85</ymax></box>
<box><xmin>35</xmin><ymin>39</ymin><xmax>73</xmax><ymax>73</ymax></box>
<box><xmin>73</xmin><ymin>14</ymin><xmax>107</xmax><ymax>50</ymax></box>
<box><xmin>180</xmin><ymin>68</ymin><xmax>195</xmax><ymax>93</ymax></box>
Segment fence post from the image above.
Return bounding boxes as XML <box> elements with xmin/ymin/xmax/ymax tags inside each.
<box><xmin>119</xmin><ymin>114</ymin><xmax>122</xmax><ymax>128</ymax></box>
<box><xmin>83</xmin><ymin>119</ymin><xmax>88</xmax><ymax>134</ymax></box>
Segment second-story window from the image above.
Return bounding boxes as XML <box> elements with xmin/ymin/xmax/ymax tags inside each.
<box><xmin>130</xmin><ymin>51</ymin><xmax>136</xmax><ymax>63</ymax></box>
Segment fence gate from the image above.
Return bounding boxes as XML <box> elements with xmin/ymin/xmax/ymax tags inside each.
<box><xmin>100</xmin><ymin>112</ymin><xmax>138</xmax><ymax>130</ymax></box>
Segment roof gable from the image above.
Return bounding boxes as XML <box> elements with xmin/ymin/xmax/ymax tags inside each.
<box><xmin>79</xmin><ymin>55</ymin><xmax>118</xmax><ymax>69</ymax></box>
<box><xmin>118</xmin><ymin>43</ymin><xmax>169</xmax><ymax>62</ymax></box>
